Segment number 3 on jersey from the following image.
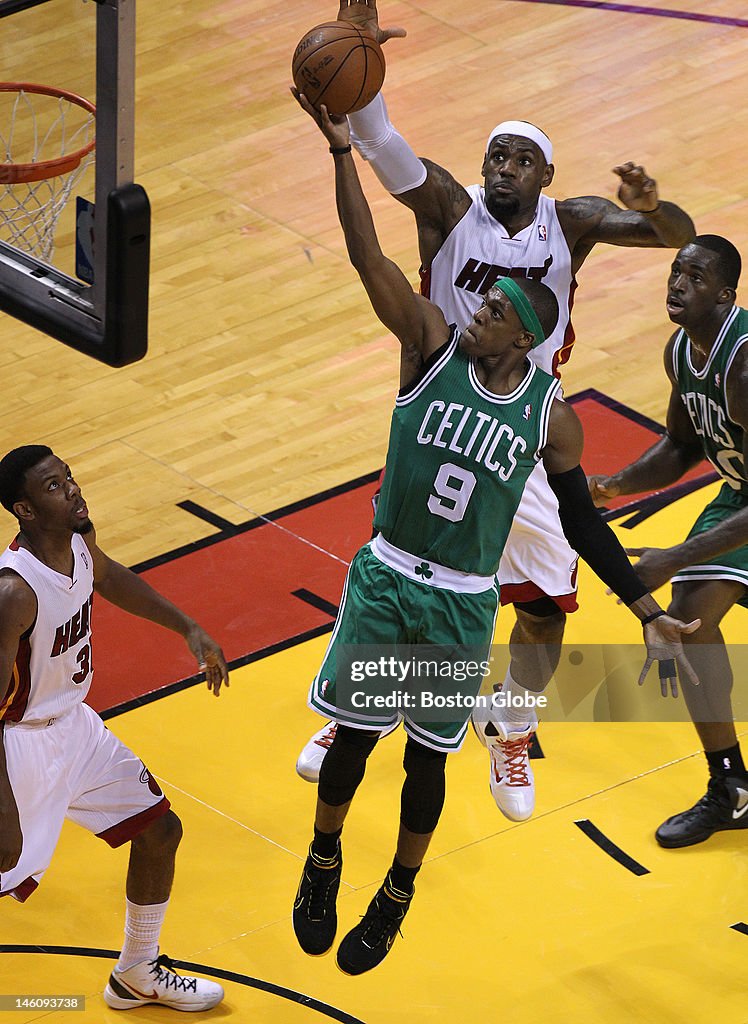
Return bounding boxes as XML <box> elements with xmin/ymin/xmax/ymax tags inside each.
<box><xmin>427</xmin><ymin>463</ymin><xmax>477</xmax><ymax>523</ymax></box>
<box><xmin>72</xmin><ymin>642</ymin><xmax>92</xmax><ymax>685</ymax></box>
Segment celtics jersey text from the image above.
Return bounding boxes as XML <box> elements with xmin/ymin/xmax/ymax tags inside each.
<box><xmin>422</xmin><ymin>188</ymin><xmax>576</xmax><ymax>376</ymax></box>
<box><xmin>672</xmin><ymin>305</ymin><xmax>748</xmax><ymax>496</ymax></box>
<box><xmin>373</xmin><ymin>330</ymin><xmax>562</xmax><ymax>575</ymax></box>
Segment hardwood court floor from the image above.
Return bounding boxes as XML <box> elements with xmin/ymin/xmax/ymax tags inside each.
<box><xmin>1</xmin><ymin>1</ymin><xmax>747</xmax><ymax>1021</ymax></box>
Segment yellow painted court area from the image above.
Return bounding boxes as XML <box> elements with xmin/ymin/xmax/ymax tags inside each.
<box><xmin>2</xmin><ymin>487</ymin><xmax>746</xmax><ymax>1024</ymax></box>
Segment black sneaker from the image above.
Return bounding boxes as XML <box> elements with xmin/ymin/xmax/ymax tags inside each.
<box><xmin>293</xmin><ymin>845</ymin><xmax>342</xmax><ymax>955</ymax></box>
<box><xmin>655</xmin><ymin>776</ymin><xmax>748</xmax><ymax>848</ymax></box>
<box><xmin>336</xmin><ymin>876</ymin><xmax>413</xmax><ymax>975</ymax></box>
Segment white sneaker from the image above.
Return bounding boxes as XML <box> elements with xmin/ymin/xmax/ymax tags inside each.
<box><xmin>103</xmin><ymin>953</ymin><xmax>224</xmax><ymax>1012</ymax></box>
<box><xmin>471</xmin><ymin>711</ymin><xmax>537</xmax><ymax>822</ymax></box>
<box><xmin>296</xmin><ymin>719</ymin><xmax>400</xmax><ymax>783</ymax></box>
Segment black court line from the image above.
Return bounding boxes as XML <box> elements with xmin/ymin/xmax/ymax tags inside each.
<box><xmin>568</xmin><ymin>388</ymin><xmax>718</xmax><ymax>525</ymax></box>
<box><xmin>730</xmin><ymin>922</ymin><xmax>748</xmax><ymax>936</ymax></box>
<box><xmin>513</xmin><ymin>0</ymin><xmax>748</xmax><ymax>29</ymax></box>
<box><xmin>130</xmin><ymin>468</ymin><xmax>382</xmax><ymax>576</ymax></box>
<box><xmin>177</xmin><ymin>500</ymin><xmax>240</xmax><ymax>533</ymax></box>
<box><xmin>528</xmin><ymin>733</ymin><xmax>545</xmax><ymax>760</ymax></box>
<box><xmin>293</xmin><ymin>588</ymin><xmax>340</xmax><ymax>618</ymax></box>
<box><xmin>100</xmin><ymin>623</ymin><xmax>334</xmax><ymax>721</ymax></box>
<box><xmin>0</xmin><ymin>946</ymin><xmax>367</xmax><ymax>1024</ymax></box>
<box><xmin>574</xmin><ymin>819</ymin><xmax>650</xmax><ymax>875</ymax></box>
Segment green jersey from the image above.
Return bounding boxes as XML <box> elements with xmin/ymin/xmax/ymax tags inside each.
<box><xmin>373</xmin><ymin>329</ymin><xmax>562</xmax><ymax>576</ymax></box>
<box><xmin>672</xmin><ymin>305</ymin><xmax>748</xmax><ymax>497</ymax></box>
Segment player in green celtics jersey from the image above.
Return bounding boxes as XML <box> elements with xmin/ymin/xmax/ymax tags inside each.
<box><xmin>591</xmin><ymin>235</ymin><xmax>748</xmax><ymax>848</ymax></box>
<box><xmin>291</xmin><ymin>89</ymin><xmax>699</xmax><ymax>975</ymax></box>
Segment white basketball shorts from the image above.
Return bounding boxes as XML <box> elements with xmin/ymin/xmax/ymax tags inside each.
<box><xmin>0</xmin><ymin>702</ymin><xmax>169</xmax><ymax>902</ymax></box>
<box><xmin>498</xmin><ymin>459</ymin><xmax>580</xmax><ymax>611</ymax></box>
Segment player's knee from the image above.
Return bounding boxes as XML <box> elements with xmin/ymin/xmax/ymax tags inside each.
<box><xmin>318</xmin><ymin>725</ymin><xmax>379</xmax><ymax>806</ymax></box>
<box><xmin>515</xmin><ymin>604</ymin><xmax>566</xmax><ymax>643</ymax></box>
<box><xmin>133</xmin><ymin>809</ymin><xmax>183</xmax><ymax>855</ymax></box>
<box><xmin>400</xmin><ymin>738</ymin><xmax>447</xmax><ymax>834</ymax></box>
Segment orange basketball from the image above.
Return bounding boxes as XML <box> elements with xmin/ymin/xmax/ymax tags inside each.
<box><xmin>292</xmin><ymin>22</ymin><xmax>385</xmax><ymax>116</ymax></box>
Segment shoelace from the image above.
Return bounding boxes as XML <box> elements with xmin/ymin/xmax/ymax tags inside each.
<box><xmin>305</xmin><ymin>861</ymin><xmax>340</xmax><ymax>919</ymax></box>
<box><xmin>150</xmin><ymin>955</ymin><xmax>198</xmax><ymax>993</ymax></box>
<box><xmin>360</xmin><ymin>889</ymin><xmax>408</xmax><ymax>948</ymax></box>
<box><xmin>315</xmin><ymin>724</ymin><xmax>338</xmax><ymax>750</ymax></box>
<box><xmin>494</xmin><ymin>735</ymin><xmax>532</xmax><ymax>786</ymax></box>
<box><xmin>680</xmin><ymin>780</ymin><xmax>729</xmax><ymax>821</ymax></box>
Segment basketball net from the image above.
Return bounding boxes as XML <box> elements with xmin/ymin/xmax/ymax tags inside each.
<box><xmin>0</xmin><ymin>83</ymin><xmax>96</xmax><ymax>264</ymax></box>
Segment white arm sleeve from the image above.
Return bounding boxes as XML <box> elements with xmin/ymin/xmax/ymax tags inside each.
<box><xmin>347</xmin><ymin>93</ymin><xmax>427</xmax><ymax>195</ymax></box>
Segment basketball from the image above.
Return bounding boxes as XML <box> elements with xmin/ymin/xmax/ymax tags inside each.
<box><xmin>292</xmin><ymin>22</ymin><xmax>385</xmax><ymax>116</ymax></box>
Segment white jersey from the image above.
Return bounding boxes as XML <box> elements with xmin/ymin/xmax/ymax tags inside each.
<box><xmin>424</xmin><ymin>188</ymin><xmax>576</xmax><ymax>376</ymax></box>
<box><xmin>0</xmin><ymin>534</ymin><xmax>94</xmax><ymax>724</ymax></box>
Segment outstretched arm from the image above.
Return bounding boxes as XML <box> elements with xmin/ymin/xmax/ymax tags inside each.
<box><xmin>612</xmin><ymin>346</ymin><xmax>748</xmax><ymax>591</ymax></box>
<box><xmin>559</xmin><ymin>163</ymin><xmax>695</xmax><ymax>272</ymax></box>
<box><xmin>83</xmin><ymin>530</ymin><xmax>228</xmax><ymax>695</ymax></box>
<box><xmin>589</xmin><ymin>336</ymin><xmax>704</xmax><ymax>505</ymax></box>
<box><xmin>541</xmin><ymin>399</ymin><xmax>700</xmax><ymax>695</ymax></box>
<box><xmin>337</xmin><ymin>1</ymin><xmax>471</xmax><ymax>265</ymax></box>
<box><xmin>293</xmin><ymin>90</ymin><xmax>450</xmax><ymax>364</ymax></box>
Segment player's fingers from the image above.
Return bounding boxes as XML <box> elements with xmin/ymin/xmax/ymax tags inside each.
<box><xmin>677</xmin><ymin>650</ymin><xmax>700</xmax><ymax>687</ymax></box>
<box><xmin>679</xmin><ymin>617</ymin><xmax>701</xmax><ymax>634</ymax></box>
<box><xmin>658</xmin><ymin>658</ymin><xmax>676</xmax><ymax>697</ymax></box>
<box><xmin>638</xmin><ymin>657</ymin><xmax>653</xmax><ymax>687</ymax></box>
<box><xmin>625</xmin><ymin>547</ymin><xmax>645</xmax><ymax>557</ymax></box>
<box><xmin>612</xmin><ymin>161</ymin><xmax>635</xmax><ymax>175</ymax></box>
<box><xmin>380</xmin><ymin>26</ymin><xmax>408</xmax><ymax>41</ymax></box>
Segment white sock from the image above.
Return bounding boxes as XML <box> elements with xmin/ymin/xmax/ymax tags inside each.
<box><xmin>117</xmin><ymin>898</ymin><xmax>170</xmax><ymax>971</ymax></box>
<box><xmin>494</xmin><ymin>669</ymin><xmax>535</xmax><ymax>732</ymax></box>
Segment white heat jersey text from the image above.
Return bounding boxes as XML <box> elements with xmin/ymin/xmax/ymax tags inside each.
<box><xmin>0</xmin><ymin>534</ymin><xmax>94</xmax><ymax>724</ymax></box>
<box><xmin>424</xmin><ymin>187</ymin><xmax>576</xmax><ymax>376</ymax></box>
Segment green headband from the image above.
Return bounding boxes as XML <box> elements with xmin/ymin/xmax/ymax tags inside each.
<box><xmin>492</xmin><ymin>277</ymin><xmax>546</xmax><ymax>348</ymax></box>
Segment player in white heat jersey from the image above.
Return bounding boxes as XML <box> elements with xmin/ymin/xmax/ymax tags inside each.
<box><xmin>0</xmin><ymin>445</ymin><xmax>228</xmax><ymax>1012</ymax></box>
<box><xmin>295</xmin><ymin>0</ymin><xmax>696</xmax><ymax>822</ymax></box>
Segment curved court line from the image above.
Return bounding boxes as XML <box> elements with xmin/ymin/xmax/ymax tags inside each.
<box><xmin>0</xmin><ymin>946</ymin><xmax>367</xmax><ymax>1024</ymax></box>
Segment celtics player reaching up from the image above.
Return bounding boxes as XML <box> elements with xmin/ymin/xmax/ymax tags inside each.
<box><xmin>297</xmin><ymin>0</ymin><xmax>696</xmax><ymax>821</ymax></box>
<box><xmin>590</xmin><ymin>236</ymin><xmax>748</xmax><ymax>848</ymax></box>
<box><xmin>291</xmin><ymin>90</ymin><xmax>698</xmax><ymax>975</ymax></box>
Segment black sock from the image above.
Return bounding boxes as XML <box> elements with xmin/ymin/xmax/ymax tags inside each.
<box><xmin>388</xmin><ymin>857</ymin><xmax>419</xmax><ymax>896</ymax></box>
<box><xmin>706</xmin><ymin>744</ymin><xmax>747</xmax><ymax>779</ymax></box>
<box><xmin>311</xmin><ymin>825</ymin><xmax>341</xmax><ymax>863</ymax></box>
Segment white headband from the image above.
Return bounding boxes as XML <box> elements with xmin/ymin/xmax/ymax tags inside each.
<box><xmin>485</xmin><ymin>121</ymin><xmax>553</xmax><ymax>164</ymax></box>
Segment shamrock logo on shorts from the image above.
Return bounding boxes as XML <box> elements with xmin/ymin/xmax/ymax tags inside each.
<box><xmin>415</xmin><ymin>561</ymin><xmax>433</xmax><ymax>580</ymax></box>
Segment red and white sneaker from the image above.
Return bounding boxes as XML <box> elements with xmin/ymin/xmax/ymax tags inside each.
<box><xmin>103</xmin><ymin>952</ymin><xmax>224</xmax><ymax>1012</ymax></box>
<box><xmin>296</xmin><ymin>719</ymin><xmax>400</xmax><ymax>783</ymax></box>
<box><xmin>472</xmin><ymin>713</ymin><xmax>537</xmax><ymax>822</ymax></box>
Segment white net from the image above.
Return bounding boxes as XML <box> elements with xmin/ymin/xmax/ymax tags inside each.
<box><xmin>0</xmin><ymin>84</ymin><xmax>95</xmax><ymax>263</ymax></box>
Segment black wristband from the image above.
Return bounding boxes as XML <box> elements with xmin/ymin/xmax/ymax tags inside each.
<box><xmin>329</xmin><ymin>144</ymin><xmax>352</xmax><ymax>155</ymax></box>
<box><xmin>641</xmin><ymin>610</ymin><xmax>666</xmax><ymax>625</ymax></box>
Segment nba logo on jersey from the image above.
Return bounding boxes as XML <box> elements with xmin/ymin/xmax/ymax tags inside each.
<box><xmin>538</xmin><ymin>225</ymin><xmax>547</xmax><ymax>241</ymax></box>
<box><xmin>715</xmin><ymin>372</ymin><xmax>721</xmax><ymax>387</ymax></box>
<box><xmin>523</xmin><ymin>403</ymin><xmax>532</xmax><ymax>420</ymax></box>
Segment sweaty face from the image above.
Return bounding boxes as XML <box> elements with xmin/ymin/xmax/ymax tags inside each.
<box><xmin>19</xmin><ymin>455</ymin><xmax>91</xmax><ymax>533</ymax></box>
<box><xmin>666</xmin><ymin>245</ymin><xmax>730</xmax><ymax>327</ymax></box>
<box><xmin>482</xmin><ymin>135</ymin><xmax>550</xmax><ymax>221</ymax></box>
<box><xmin>460</xmin><ymin>286</ymin><xmax>529</xmax><ymax>357</ymax></box>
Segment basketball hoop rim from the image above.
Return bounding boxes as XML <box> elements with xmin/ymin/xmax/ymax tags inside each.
<box><xmin>0</xmin><ymin>81</ymin><xmax>96</xmax><ymax>185</ymax></box>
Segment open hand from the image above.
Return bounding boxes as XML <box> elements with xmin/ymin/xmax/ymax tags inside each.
<box><xmin>639</xmin><ymin>614</ymin><xmax>701</xmax><ymax>697</ymax></box>
<box><xmin>613</xmin><ymin>162</ymin><xmax>659</xmax><ymax>213</ymax></box>
<box><xmin>338</xmin><ymin>0</ymin><xmax>407</xmax><ymax>45</ymax></box>
<box><xmin>626</xmin><ymin>546</ymin><xmax>682</xmax><ymax>593</ymax></box>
